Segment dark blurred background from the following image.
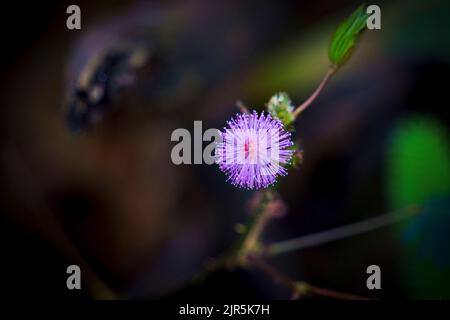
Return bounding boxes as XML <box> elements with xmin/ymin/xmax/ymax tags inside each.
<box><xmin>0</xmin><ymin>0</ymin><xmax>449</xmax><ymax>299</ymax></box>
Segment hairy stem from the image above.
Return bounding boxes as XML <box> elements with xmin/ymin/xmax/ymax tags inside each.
<box><xmin>192</xmin><ymin>190</ymin><xmax>274</xmax><ymax>277</ymax></box>
<box><xmin>235</xmin><ymin>190</ymin><xmax>273</xmax><ymax>266</ymax></box>
<box><xmin>265</xmin><ymin>206</ymin><xmax>421</xmax><ymax>257</ymax></box>
<box><xmin>292</xmin><ymin>65</ymin><xmax>337</xmax><ymax>118</ymax></box>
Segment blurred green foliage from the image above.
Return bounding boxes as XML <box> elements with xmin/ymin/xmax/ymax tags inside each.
<box><xmin>387</xmin><ymin>116</ymin><xmax>450</xmax><ymax>209</ymax></box>
<box><xmin>387</xmin><ymin>116</ymin><xmax>450</xmax><ymax>298</ymax></box>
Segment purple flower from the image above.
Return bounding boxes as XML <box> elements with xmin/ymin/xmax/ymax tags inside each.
<box><xmin>216</xmin><ymin>111</ymin><xmax>294</xmax><ymax>189</ymax></box>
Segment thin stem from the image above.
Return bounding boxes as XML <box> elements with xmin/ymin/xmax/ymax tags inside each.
<box><xmin>307</xmin><ymin>285</ymin><xmax>369</xmax><ymax>300</ymax></box>
<box><xmin>292</xmin><ymin>65</ymin><xmax>337</xmax><ymax>118</ymax></box>
<box><xmin>265</xmin><ymin>206</ymin><xmax>420</xmax><ymax>257</ymax></box>
<box><xmin>191</xmin><ymin>190</ymin><xmax>274</xmax><ymax>279</ymax></box>
<box><xmin>236</xmin><ymin>190</ymin><xmax>273</xmax><ymax>265</ymax></box>
<box><xmin>247</xmin><ymin>254</ymin><xmax>369</xmax><ymax>300</ymax></box>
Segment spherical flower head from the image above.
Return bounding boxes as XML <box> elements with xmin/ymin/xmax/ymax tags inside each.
<box><xmin>215</xmin><ymin>111</ymin><xmax>295</xmax><ymax>190</ymax></box>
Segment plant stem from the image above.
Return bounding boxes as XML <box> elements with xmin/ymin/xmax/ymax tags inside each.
<box><xmin>265</xmin><ymin>206</ymin><xmax>420</xmax><ymax>257</ymax></box>
<box><xmin>192</xmin><ymin>190</ymin><xmax>274</xmax><ymax>277</ymax></box>
<box><xmin>235</xmin><ymin>190</ymin><xmax>273</xmax><ymax>266</ymax></box>
<box><xmin>247</xmin><ymin>254</ymin><xmax>369</xmax><ymax>300</ymax></box>
<box><xmin>292</xmin><ymin>65</ymin><xmax>337</xmax><ymax>118</ymax></box>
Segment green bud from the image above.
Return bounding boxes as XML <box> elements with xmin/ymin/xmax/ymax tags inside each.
<box><xmin>267</xmin><ymin>92</ymin><xmax>295</xmax><ymax>127</ymax></box>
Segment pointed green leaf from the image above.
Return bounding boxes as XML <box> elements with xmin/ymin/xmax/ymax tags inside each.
<box><xmin>329</xmin><ymin>4</ymin><xmax>368</xmax><ymax>66</ymax></box>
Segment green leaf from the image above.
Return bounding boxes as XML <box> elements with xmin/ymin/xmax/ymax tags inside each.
<box><xmin>329</xmin><ymin>4</ymin><xmax>368</xmax><ymax>66</ymax></box>
<box><xmin>267</xmin><ymin>92</ymin><xmax>295</xmax><ymax>127</ymax></box>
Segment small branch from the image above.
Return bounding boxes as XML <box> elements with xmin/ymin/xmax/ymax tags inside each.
<box><xmin>191</xmin><ymin>190</ymin><xmax>274</xmax><ymax>279</ymax></box>
<box><xmin>247</xmin><ymin>253</ymin><xmax>294</xmax><ymax>290</ymax></box>
<box><xmin>265</xmin><ymin>206</ymin><xmax>421</xmax><ymax>257</ymax></box>
<box><xmin>247</xmin><ymin>254</ymin><xmax>369</xmax><ymax>300</ymax></box>
<box><xmin>307</xmin><ymin>285</ymin><xmax>369</xmax><ymax>300</ymax></box>
<box><xmin>292</xmin><ymin>65</ymin><xmax>337</xmax><ymax>118</ymax></box>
